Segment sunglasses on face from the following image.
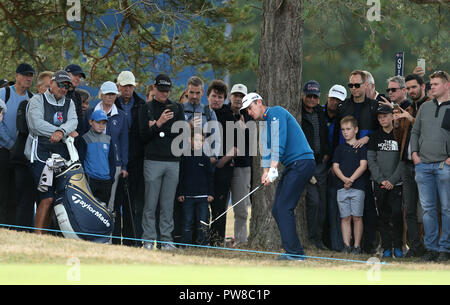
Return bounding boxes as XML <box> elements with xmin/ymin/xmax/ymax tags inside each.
<box><xmin>57</xmin><ymin>82</ymin><xmax>72</xmax><ymax>90</ymax></box>
<box><xmin>386</xmin><ymin>87</ymin><xmax>402</xmax><ymax>93</ymax></box>
<box><xmin>348</xmin><ymin>83</ymin><xmax>363</xmax><ymax>88</ymax></box>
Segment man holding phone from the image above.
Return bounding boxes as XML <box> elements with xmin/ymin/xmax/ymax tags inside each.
<box><xmin>139</xmin><ymin>74</ymin><xmax>185</xmax><ymax>250</ymax></box>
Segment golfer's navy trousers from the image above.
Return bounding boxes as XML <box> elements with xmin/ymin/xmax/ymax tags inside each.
<box><xmin>272</xmin><ymin>159</ymin><xmax>315</xmax><ymax>255</ymax></box>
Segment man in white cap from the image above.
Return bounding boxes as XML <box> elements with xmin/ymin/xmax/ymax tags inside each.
<box><xmin>114</xmin><ymin>70</ymin><xmax>146</xmax><ymax>246</ymax></box>
<box><xmin>240</xmin><ymin>92</ymin><xmax>315</xmax><ymax>260</ymax></box>
<box><xmin>324</xmin><ymin>84</ymin><xmax>347</xmax><ymax>252</ymax></box>
<box><xmin>228</xmin><ymin>83</ymin><xmax>253</xmax><ymax>246</ymax></box>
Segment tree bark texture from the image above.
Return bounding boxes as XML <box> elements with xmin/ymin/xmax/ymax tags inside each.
<box><xmin>248</xmin><ymin>0</ymin><xmax>309</xmax><ymax>251</ymax></box>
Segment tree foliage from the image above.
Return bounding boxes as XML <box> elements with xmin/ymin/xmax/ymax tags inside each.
<box><xmin>0</xmin><ymin>0</ymin><xmax>257</xmax><ymax>89</ymax></box>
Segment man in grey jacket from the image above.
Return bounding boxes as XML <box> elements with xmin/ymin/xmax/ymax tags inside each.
<box><xmin>25</xmin><ymin>70</ymin><xmax>78</xmax><ymax>234</ymax></box>
<box><xmin>410</xmin><ymin>70</ymin><xmax>450</xmax><ymax>262</ymax></box>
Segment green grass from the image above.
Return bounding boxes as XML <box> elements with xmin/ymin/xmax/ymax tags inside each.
<box><xmin>1</xmin><ymin>228</ymin><xmax>449</xmax><ymax>285</ymax></box>
<box><xmin>1</xmin><ymin>264</ymin><xmax>449</xmax><ymax>285</ymax></box>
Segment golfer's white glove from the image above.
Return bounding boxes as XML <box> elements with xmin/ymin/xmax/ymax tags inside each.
<box><xmin>266</xmin><ymin>167</ymin><xmax>278</xmax><ymax>182</ymax></box>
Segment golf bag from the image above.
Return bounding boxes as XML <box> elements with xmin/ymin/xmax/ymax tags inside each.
<box><xmin>53</xmin><ymin>162</ymin><xmax>114</xmax><ymax>243</ymax></box>
<box><xmin>37</xmin><ymin>137</ymin><xmax>114</xmax><ymax>243</ymax></box>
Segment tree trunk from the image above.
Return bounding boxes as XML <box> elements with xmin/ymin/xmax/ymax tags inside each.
<box><xmin>248</xmin><ymin>0</ymin><xmax>308</xmax><ymax>250</ymax></box>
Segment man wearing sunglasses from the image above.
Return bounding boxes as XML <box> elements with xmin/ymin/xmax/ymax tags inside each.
<box><xmin>333</xmin><ymin>69</ymin><xmax>379</xmax><ymax>255</ymax></box>
<box><xmin>25</xmin><ymin>70</ymin><xmax>78</xmax><ymax>234</ymax></box>
<box><xmin>386</xmin><ymin>76</ymin><xmax>410</xmax><ymax>110</ymax></box>
<box><xmin>301</xmin><ymin>80</ymin><xmax>330</xmax><ymax>250</ymax></box>
<box><xmin>410</xmin><ymin>70</ymin><xmax>450</xmax><ymax>262</ymax></box>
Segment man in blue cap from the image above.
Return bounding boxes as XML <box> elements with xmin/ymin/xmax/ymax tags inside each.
<box><xmin>0</xmin><ymin>63</ymin><xmax>35</xmax><ymax>230</ymax></box>
<box><xmin>301</xmin><ymin>80</ymin><xmax>330</xmax><ymax>250</ymax></box>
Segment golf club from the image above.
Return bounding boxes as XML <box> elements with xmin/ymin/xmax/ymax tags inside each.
<box><xmin>123</xmin><ymin>177</ymin><xmax>137</xmax><ymax>244</ymax></box>
<box><xmin>200</xmin><ymin>182</ymin><xmax>264</xmax><ymax>227</ymax></box>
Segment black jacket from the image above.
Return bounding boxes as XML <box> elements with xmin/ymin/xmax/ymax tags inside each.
<box><xmin>138</xmin><ymin>98</ymin><xmax>185</xmax><ymax>161</ymax></box>
<box><xmin>214</xmin><ymin>104</ymin><xmax>236</xmax><ymax>163</ymax></box>
<box><xmin>177</xmin><ymin>152</ymin><xmax>214</xmax><ymax>197</ymax></box>
<box><xmin>333</xmin><ymin>95</ymin><xmax>380</xmax><ymax>152</ymax></box>
<box><xmin>301</xmin><ymin>104</ymin><xmax>330</xmax><ymax>163</ymax></box>
<box><xmin>114</xmin><ymin>92</ymin><xmax>146</xmax><ymax>161</ymax></box>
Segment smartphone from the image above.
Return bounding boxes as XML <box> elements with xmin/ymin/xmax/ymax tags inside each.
<box><xmin>165</xmin><ymin>104</ymin><xmax>176</xmax><ymax>112</ymax></box>
<box><xmin>417</xmin><ymin>58</ymin><xmax>425</xmax><ymax>71</ymax></box>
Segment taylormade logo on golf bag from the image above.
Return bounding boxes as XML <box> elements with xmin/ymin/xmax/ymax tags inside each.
<box><xmin>71</xmin><ymin>194</ymin><xmax>111</xmax><ymax>228</ymax></box>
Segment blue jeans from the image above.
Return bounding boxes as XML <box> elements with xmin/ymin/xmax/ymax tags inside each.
<box><xmin>415</xmin><ymin>162</ymin><xmax>450</xmax><ymax>253</ymax></box>
<box><xmin>182</xmin><ymin>197</ymin><xmax>210</xmax><ymax>245</ymax></box>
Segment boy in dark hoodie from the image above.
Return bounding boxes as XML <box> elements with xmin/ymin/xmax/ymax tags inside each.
<box><xmin>368</xmin><ymin>104</ymin><xmax>404</xmax><ymax>258</ymax></box>
<box><xmin>177</xmin><ymin>130</ymin><xmax>214</xmax><ymax>245</ymax></box>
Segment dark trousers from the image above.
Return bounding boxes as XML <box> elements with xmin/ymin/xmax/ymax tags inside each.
<box><xmin>0</xmin><ymin>150</ymin><xmax>16</xmax><ymax>227</ymax></box>
<box><xmin>272</xmin><ymin>159</ymin><xmax>315</xmax><ymax>255</ymax></box>
<box><xmin>112</xmin><ymin>176</ymin><xmax>136</xmax><ymax>246</ymax></box>
<box><xmin>14</xmin><ymin>164</ymin><xmax>36</xmax><ymax>230</ymax></box>
<box><xmin>182</xmin><ymin>197</ymin><xmax>210</xmax><ymax>245</ymax></box>
<box><xmin>305</xmin><ymin>161</ymin><xmax>328</xmax><ymax>244</ymax></box>
<box><xmin>375</xmin><ymin>183</ymin><xmax>403</xmax><ymax>249</ymax></box>
<box><xmin>0</xmin><ymin>149</ymin><xmax>35</xmax><ymax>231</ymax></box>
<box><xmin>127</xmin><ymin>159</ymin><xmax>145</xmax><ymax>244</ymax></box>
<box><xmin>209</xmin><ymin>165</ymin><xmax>233</xmax><ymax>246</ymax></box>
<box><xmin>362</xmin><ymin>181</ymin><xmax>378</xmax><ymax>253</ymax></box>
<box><xmin>88</xmin><ymin>177</ymin><xmax>113</xmax><ymax>205</ymax></box>
<box><xmin>402</xmin><ymin>161</ymin><xmax>424</xmax><ymax>252</ymax></box>
<box><xmin>326</xmin><ymin>171</ymin><xmax>344</xmax><ymax>251</ymax></box>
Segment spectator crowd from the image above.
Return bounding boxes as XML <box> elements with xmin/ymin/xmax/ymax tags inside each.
<box><xmin>0</xmin><ymin>62</ymin><xmax>448</xmax><ymax>262</ymax></box>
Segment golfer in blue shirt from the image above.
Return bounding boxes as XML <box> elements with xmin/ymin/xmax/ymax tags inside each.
<box><xmin>240</xmin><ymin>93</ymin><xmax>316</xmax><ymax>260</ymax></box>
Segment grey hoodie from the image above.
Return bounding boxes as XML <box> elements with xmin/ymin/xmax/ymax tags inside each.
<box><xmin>410</xmin><ymin>99</ymin><xmax>450</xmax><ymax>163</ymax></box>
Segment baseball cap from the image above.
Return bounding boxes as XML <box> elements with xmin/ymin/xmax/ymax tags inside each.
<box><xmin>230</xmin><ymin>84</ymin><xmax>248</xmax><ymax>95</ymax></box>
<box><xmin>100</xmin><ymin>81</ymin><xmax>119</xmax><ymax>95</ymax></box>
<box><xmin>328</xmin><ymin>84</ymin><xmax>347</xmax><ymax>101</ymax></box>
<box><xmin>90</xmin><ymin>110</ymin><xmax>108</xmax><ymax>122</ymax></box>
<box><xmin>117</xmin><ymin>71</ymin><xmax>136</xmax><ymax>86</ymax></box>
<box><xmin>240</xmin><ymin>92</ymin><xmax>263</xmax><ymax>111</ymax></box>
<box><xmin>303</xmin><ymin>80</ymin><xmax>320</xmax><ymax>96</ymax></box>
<box><xmin>16</xmin><ymin>63</ymin><xmax>35</xmax><ymax>76</ymax></box>
<box><xmin>377</xmin><ymin>104</ymin><xmax>394</xmax><ymax>114</ymax></box>
<box><xmin>65</xmin><ymin>64</ymin><xmax>86</xmax><ymax>78</ymax></box>
<box><xmin>51</xmin><ymin>70</ymin><xmax>72</xmax><ymax>84</ymax></box>
<box><xmin>155</xmin><ymin>74</ymin><xmax>172</xmax><ymax>92</ymax></box>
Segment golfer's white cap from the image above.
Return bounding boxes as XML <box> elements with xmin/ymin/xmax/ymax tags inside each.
<box><xmin>240</xmin><ymin>92</ymin><xmax>263</xmax><ymax>111</ymax></box>
<box><xmin>328</xmin><ymin>84</ymin><xmax>347</xmax><ymax>101</ymax></box>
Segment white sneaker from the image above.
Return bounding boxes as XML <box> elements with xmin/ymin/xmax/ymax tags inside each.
<box><xmin>160</xmin><ymin>243</ymin><xmax>178</xmax><ymax>251</ymax></box>
<box><xmin>143</xmin><ymin>242</ymin><xmax>154</xmax><ymax>250</ymax></box>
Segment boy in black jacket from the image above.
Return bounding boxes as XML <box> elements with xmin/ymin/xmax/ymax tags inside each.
<box><xmin>177</xmin><ymin>131</ymin><xmax>214</xmax><ymax>245</ymax></box>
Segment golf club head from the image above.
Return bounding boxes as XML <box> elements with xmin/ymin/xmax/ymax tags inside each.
<box><xmin>200</xmin><ymin>220</ymin><xmax>210</xmax><ymax>227</ymax></box>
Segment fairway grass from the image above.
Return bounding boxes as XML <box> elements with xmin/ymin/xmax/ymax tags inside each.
<box><xmin>1</xmin><ymin>263</ymin><xmax>449</xmax><ymax>285</ymax></box>
<box><xmin>1</xmin><ymin>228</ymin><xmax>449</xmax><ymax>285</ymax></box>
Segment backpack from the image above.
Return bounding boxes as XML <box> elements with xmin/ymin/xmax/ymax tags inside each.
<box><xmin>4</xmin><ymin>86</ymin><xmax>34</xmax><ymax>164</ymax></box>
